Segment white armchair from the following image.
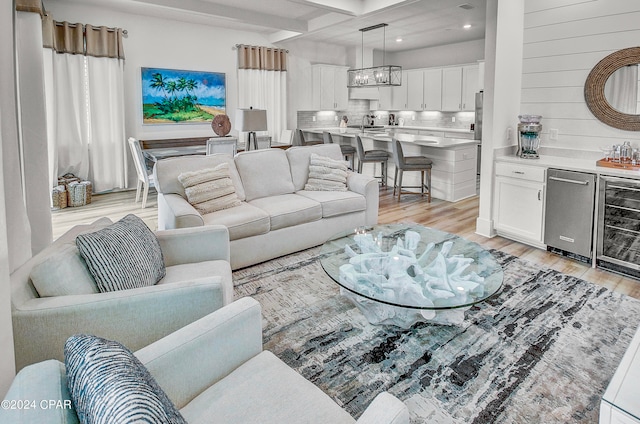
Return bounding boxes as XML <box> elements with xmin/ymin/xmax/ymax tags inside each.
<box><xmin>2</xmin><ymin>298</ymin><xmax>410</xmax><ymax>424</ymax></box>
<box><xmin>10</xmin><ymin>218</ymin><xmax>233</xmax><ymax>371</ymax></box>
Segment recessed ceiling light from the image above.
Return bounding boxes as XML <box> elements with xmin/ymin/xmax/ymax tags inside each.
<box><xmin>463</xmin><ymin>24</ymin><xmax>472</xmax><ymax>29</ymax></box>
<box><xmin>396</xmin><ymin>37</ymin><xmax>403</xmax><ymax>42</ymax></box>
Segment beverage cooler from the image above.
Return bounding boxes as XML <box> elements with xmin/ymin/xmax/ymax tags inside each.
<box><xmin>597</xmin><ymin>176</ymin><xmax>640</xmax><ymax>279</ymax></box>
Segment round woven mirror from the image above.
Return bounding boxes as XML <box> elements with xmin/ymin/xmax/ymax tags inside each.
<box><xmin>584</xmin><ymin>46</ymin><xmax>640</xmax><ymax>131</ymax></box>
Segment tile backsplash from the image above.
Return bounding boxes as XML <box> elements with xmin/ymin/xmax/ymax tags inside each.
<box><xmin>297</xmin><ymin>100</ymin><xmax>475</xmax><ymax>130</ymax></box>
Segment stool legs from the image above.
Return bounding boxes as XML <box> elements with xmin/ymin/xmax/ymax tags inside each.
<box><xmin>393</xmin><ymin>168</ymin><xmax>432</xmax><ymax>201</ymax></box>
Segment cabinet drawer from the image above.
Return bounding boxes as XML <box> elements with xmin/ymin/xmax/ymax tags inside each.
<box><xmin>495</xmin><ymin>162</ymin><xmax>546</xmax><ymax>182</ymax></box>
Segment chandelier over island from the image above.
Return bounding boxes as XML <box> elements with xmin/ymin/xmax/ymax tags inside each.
<box><xmin>347</xmin><ymin>23</ymin><xmax>402</xmax><ymax>88</ymax></box>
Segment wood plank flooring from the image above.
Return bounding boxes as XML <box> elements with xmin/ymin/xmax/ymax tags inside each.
<box><xmin>51</xmin><ymin>187</ymin><xmax>640</xmax><ymax>300</ymax></box>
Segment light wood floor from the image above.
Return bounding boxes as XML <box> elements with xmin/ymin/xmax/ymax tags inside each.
<box><xmin>51</xmin><ymin>187</ymin><xmax>640</xmax><ymax>300</ymax></box>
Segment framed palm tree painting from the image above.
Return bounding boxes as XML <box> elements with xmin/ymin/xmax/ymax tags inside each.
<box><xmin>141</xmin><ymin>67</ymin><xmax>226</xmax><ymax>124</ymax></box>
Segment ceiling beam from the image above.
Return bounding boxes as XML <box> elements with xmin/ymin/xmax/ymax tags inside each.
<box><xmin>133</xmin><ymin>0</ymin><xmax>308</xmax><ymax>33</ymax></box>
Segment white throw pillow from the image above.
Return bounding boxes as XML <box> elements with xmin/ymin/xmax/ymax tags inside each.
<box><xmin>304</xmin><ymin>153</ymin><xmax>349</xmax><ymax>192</ymax></box>
<box><xmin>179</xmin><ymin>163</ymin><xmax>242</xmax><ymax>214</ymax></box>
<box><xmin>30</xmin><ymin>243</ymin><xmax>99</xmax><ymax>297</ymax></box>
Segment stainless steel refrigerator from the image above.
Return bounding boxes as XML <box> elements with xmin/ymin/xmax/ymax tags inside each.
<box><xmin>474</xmin><ymin>91</ymin><xmax>483</xmax><ymax>175</ymax></box>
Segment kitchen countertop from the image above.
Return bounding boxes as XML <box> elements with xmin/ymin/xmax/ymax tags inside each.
<box><xmin>497</xmin><ymin>154</ymin><xmax>640</xmax><ymax>180</ymax></box>
<box><xmin>302</xmin><ymin>127</ymin><xmax>478</xmax><ymax>149</ymax></box>
<box><xmin>385</xmin><ymin>125</ymin><xmax>474</xmax><ymax>134</ymax></box>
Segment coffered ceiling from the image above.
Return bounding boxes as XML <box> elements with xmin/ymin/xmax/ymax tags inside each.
<box><xmin>49</xmin><ymin>0</ymin><xmax>487</xmax><ymax>52</ymax></box>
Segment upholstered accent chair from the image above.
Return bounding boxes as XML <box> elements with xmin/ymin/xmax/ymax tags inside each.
<box><xmin>1</xmin><ymin>298</ymin><xmax>410</xmax><ymax>424</ymax></box>
<box><xmin>10</xmin><ymin>218</ymin><xmax>233</xmax><ymax>371</ymax></box>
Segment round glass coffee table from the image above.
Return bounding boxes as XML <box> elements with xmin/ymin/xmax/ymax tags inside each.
<box><xmin>320</xmin><ymin>224</ymin><xmax>503</xmax><ymax>328</ymax></box>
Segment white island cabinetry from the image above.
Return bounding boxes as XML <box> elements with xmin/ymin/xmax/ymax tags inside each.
<box><xmin>493</xmin><ymin>161</ymin><xmax>546</xmax><ymax>248</ymax></box>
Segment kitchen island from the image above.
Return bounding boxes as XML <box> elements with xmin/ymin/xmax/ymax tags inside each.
<box><xmin>301</xmin><ymin>127</ymin><xmax>479</xmax><ymax>202</ymax></box>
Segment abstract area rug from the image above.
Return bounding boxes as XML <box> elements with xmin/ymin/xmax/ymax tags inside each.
<box><xmin>233</xmin><ymin>248</ymin><xmax>640</xmax><ymax>423</ymax></box>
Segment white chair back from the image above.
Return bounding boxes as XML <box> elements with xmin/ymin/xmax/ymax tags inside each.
<box><xmin>280</xmin><ymin>129</ymin><xmax>293</xmax><ymax>144</ymax></box>
<box><xmin>128</xmin><ymin>137</ymin><xmax>149</xmax><ymax>184</ymax></box>
<box><xmin>206</xmin><ymin>138</ymin><xmax>237</xmax><ymax>156</ymax></box>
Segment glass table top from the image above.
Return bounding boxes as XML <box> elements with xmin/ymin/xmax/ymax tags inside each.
<box><xmin>319</xmin><ymin>224</ymin><xmax>504</xmax><ymax>311</ymax></box>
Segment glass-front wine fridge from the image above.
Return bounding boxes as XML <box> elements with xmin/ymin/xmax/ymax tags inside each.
<box><xmin>597</xmin><ymin>176</ymin><xmax>640</xmax><ymax>279</ymax></box>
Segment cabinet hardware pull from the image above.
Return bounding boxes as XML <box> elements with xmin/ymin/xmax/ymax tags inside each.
<box><xmin>608</xmin><ymin>184</ymin><xmax>640</xmax><ymax>193</ymax></box>
<box><xmin>538</xmin><ymin>190</ymin><xmax>541</xmax><ymax>201</ymax></box>
<box><xmin>549</xmin><ymin>176</ymin><xmax>589</xmax><ymax>185</ymax></box>
<box><xmin>513</xmin><ymin>171</ymin><xmax>525</xmax><ymax>174</ymax></box>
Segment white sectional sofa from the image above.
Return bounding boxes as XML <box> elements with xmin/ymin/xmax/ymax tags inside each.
<box><xmin>155</xmin><ymin>144</ymin><xmax>379</xmax><ymax>269</ymax></box>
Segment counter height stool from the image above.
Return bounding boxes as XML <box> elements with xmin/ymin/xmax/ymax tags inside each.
<box><xmin>323</xmin><ymin>131</ymin><xmax>356</xmax><ymax>169</ymax></box>
<box><xmin>355</xmin><ymin>135</ymin><xmax>390</xmax><ymax>187</ymax></box>
<box><xmin>294</xmin><ymin>129</ymin><xmax>323</xmax><ymax>147</ymax></box>
<box><xmin>392</xmin><ymin>138</ymin><xmax>432</xmax><ymax>201</ymax></box>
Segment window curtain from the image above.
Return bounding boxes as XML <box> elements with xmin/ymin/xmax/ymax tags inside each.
<box><xmin>42</xmin><ymin>15</ymin><xmax>126</xmax><ymax>193</ymax></box>
<box><xmin>237</xmin><ymin>45</ymin><xmax>287</xmax><ymax>142</ymax></box>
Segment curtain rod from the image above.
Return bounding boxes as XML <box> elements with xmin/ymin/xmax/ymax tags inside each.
<box><xmin>53</xmin><ymin>21</ymin><xmax>128</xmax><ymax>35</ymax></box>
<box><xmin>233</xmin><ymin>44</ymin><xmax>288</xmax><ymax>53</ymax></box>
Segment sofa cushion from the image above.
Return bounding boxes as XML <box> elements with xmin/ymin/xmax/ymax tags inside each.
<box><xmin>178</xmin><ymin>163</ymin><xmax>242</xmax><ymax>214</ymax></box>
<box><xmin>297</xmin><ymin>190</ymin><xmax>367</xmax><ymax>218</ymax></box>
<box><xmin>76</xmin><ymin>214</ymin><xmax>166</xmax><ymax>293</ymax></box>
<box><xmin>234</xmin><ymin>149</ymin><xmax>295</xmax><ymax>201</ymax></box>
<box><xmin>249</xmin><ymin>194</ymin><xmax>322</xmax><ymax>231</ymax></box>
<box><xmin>155</xmin><ymin>155</ymin><xmax>246</xmax><ymax>201</ymax></box>
<box><xmin>287</xmin><ymin>144</ymin><xmax>344</xmax><ymax>191</ymax></box>
<box><xmin>65</xmin><ymin>334</ymin><xmax>186</xmax><ymax>424</ymax></box>
<box><xmin>304</xmin><ymin>153</ymin><xmax>349</xmax><ymax>192</ymax></box>
<box><xmin>201</xmin><ymin>202</ymin><xmax>270</xmax><ymax>241</ymax></box>
<box><xmin>0</xmin><ymin>360</ymin><xmax>79</xmax><ymax>424</ymax></box>
<box><xmin>29</xmin><ymin>243</ymin><xmax>99</xmax><ymax>297</ymax></box>
<box><xmin>180</xmin><ymin>351</ymin><xmax>354</xmax><ymax>424</ymax></box>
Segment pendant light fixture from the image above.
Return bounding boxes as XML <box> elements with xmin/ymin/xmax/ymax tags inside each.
<box><xmin>348</xmin><ymin>23</ymin><xmax>402</xmax><ymax>88</ymax></box>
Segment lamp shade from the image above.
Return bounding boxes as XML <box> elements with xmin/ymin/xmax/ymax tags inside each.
<box><xmin>235</xmin><ymin>109</ymin><xmax>267</xmax><ymax>132</ymax></box>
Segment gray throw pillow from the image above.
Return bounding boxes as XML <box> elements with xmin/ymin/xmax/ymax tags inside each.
<box><xmin>65</xmin><ymin>334</ymin><xmax>186</xmax><ymax>424</ymax></box>
<box><xmin>178</xmin><ymin>163</ymin><xmax>242</xmax><ymax>214</ymax></box>
<box><xmin>75</xmin><ymin>214</ymin><xmax>165</xmax><ymax>293</ymax></box>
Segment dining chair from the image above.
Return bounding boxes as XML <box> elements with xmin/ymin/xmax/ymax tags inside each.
<box><xmin>391</xmin><ymin>138</ymin><xmax>432</xmax><ymax>201</ymax></box>
<box><xmin>127</xmin><ymin>137</ymin><xmax>154</xmax><ymax>208</ymax></box>
<box><xmin>355</xmin><ymin>135</ymin><xmax>390</xmax><ymax>186</ymax></box>
<box><xmin>280</xmin><ymin>129</ymin><xmax>293</xmax><ymax>145</ymax></box>
<box><xmin>323</xmin><ymin>131</ymin><xmax>356</xmax><ymax>170</ymax></box>
<box><xmin>206</xmin><ymin>137</ymin><xmax>237</xmax><ymax>156</ymax></box>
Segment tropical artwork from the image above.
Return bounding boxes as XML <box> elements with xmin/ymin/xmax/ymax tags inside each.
<box><xmin>141</xmin><ymin>67</ymin><xmax>226</xmax><ymax>124</ymax></box>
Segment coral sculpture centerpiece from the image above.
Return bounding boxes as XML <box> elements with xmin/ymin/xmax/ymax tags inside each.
<box><xmin>339</xmin><ymin>230</ymin><xmax>490</xmax><ymax>328</ymax></box>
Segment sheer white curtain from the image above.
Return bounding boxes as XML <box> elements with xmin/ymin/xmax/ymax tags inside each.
<box><xmin>43</xmin><ymin>17</ymin><xmax>126</xmax><ymax>193</ymax></box>
<box><xmin>237</xmin><ymin>45</ymin><xmax>287</xmax><ymax>141</ymax></box>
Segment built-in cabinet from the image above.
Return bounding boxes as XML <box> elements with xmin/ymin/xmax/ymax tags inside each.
<box><xmin>371</xmin><ymin>63</ymin><xmax>480</xmax><ymax>112</ymax></box>
<box><xmin>442</xmin><ymin>65</ymin><xmax>479</xmax><ymax>111</ymax></box>
<box><xmin>312</xmin><ymin>64</ymin><xmax>349</xmax><ymax>110</ymax></box>
<box><xmin>493</xmin><ymin>162</ymin><xmax>546</xmax><ymax>248</ymax></box>
<box><xmin>406</xmin><ymin>68</ymin><xmax>442</xmax><ymax>111</ymax></box>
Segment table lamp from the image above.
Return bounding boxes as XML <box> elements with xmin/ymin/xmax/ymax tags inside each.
<box><xmin>235</xmin><ymin>107</ymin><xmax>267</xmax><ymax>151</ymax></box>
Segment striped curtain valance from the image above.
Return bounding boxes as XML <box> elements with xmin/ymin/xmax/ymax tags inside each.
<box><xmin>42</xmin><ymin>14</ymin><xmax>125</xmax><ymax>59</ymax></box>
<box><xmin>237</xmin><ymin>45</ymin><xmax>287</xmax><ymax>71</ymax></box>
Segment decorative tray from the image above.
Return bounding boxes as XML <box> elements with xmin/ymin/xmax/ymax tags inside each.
<box><xmin>596</xmin><ymin>159</ymin><xmax>640</xmax><ymax>170</ymax></box>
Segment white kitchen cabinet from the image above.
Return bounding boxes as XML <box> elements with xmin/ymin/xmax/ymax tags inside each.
<box><xmin>493</xmin><ymin>162</ymin><xmax>546</xmax><ymax>247</ymax></box>
<box><xmin>373</xmin><ymin>87</ymin><xmax>392</xmax><ymax>110</ymax></box>
<box><xmin>312</xmin><ymin>64</ymin><xmax>349</xmax><ymax>110</ymax></box>
<box><xmin>406</xmin><ymin>69</ymin><xmax>442</xmax><ymax>111</ymax></box>
<box><xmin>442</xmin><ymin>64</ymin><xmax>479</xmax><ymax>111</ymax></box>
<box><xmin>391</xmin><ymin>70</ymin><xmax>408</xmax><ymax>110</ymax></box>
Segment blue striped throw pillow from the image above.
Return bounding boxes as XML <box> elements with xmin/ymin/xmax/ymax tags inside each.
<box><xmin>65</xmin><ymin>334</ymin><xmax>186</xmax><ymax>424</ymax></box>
<box><xmin>76</xmin><ymin>214</ymin><xmax>165</xmax><ymax>292</ymax></box>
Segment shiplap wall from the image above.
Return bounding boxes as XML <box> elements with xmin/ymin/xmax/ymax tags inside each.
<box><xmin>521</xmin><ymin>0</ymin><xmax>640</xmax><ymax>156</ymax></box>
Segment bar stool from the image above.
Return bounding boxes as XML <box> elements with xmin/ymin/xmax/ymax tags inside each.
<box><xmin>323</xmin><ymin>131</ymin><xmax>356</xmax><ymax>170</ymax></box>
<box><xmin>392</xmin><ymin>138</ymin><xmax>432</xmax><ymax>201</ymax></box>
<box><xmin>294</xmin><ymin>129</ymin><xmax>323</xmax><ymax>146</ymax></box>
<box><xmin>355</xmin><ymin>135</ymin><xmax>390</xmax><ymax>186</ymax></box>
